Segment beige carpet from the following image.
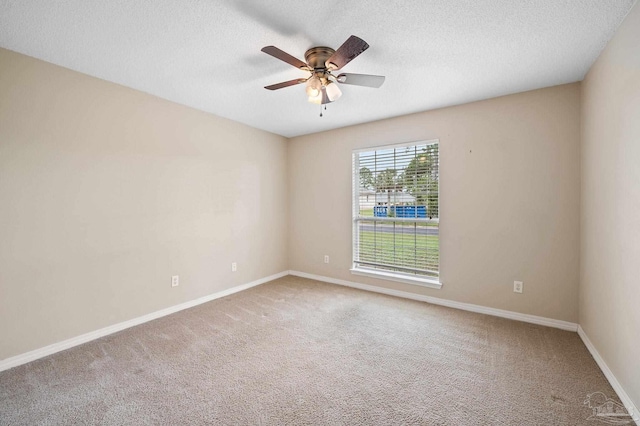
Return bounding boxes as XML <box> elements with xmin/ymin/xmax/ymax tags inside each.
<box><xmin>0</xmin><ymin>276</ymin><xmax>623</xmax><ymax>425</ymax></box>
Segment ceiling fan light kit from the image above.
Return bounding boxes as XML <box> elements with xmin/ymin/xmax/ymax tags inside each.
<box><xmin>261</xmin><ymin>35</ymin><xmax>385</xmax><ymax>116</ymax></box>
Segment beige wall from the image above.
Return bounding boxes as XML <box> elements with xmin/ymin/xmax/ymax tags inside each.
<box><xmin>289</xmin><ymin>84</ymin><xmax>581</xmax><ymax>323</ymax></box>
<box><xmin>0</xmin><ymin>48</ymin><xmax>289</xmax><ymax>360</ymax></box>
<box><xmin>580</xmin><ymin>3</ymin><xmax>640</xmax><ymax>409</ymax></box>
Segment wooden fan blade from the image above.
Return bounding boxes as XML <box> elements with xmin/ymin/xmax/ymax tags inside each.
<box><xmin>325</xmin><ymin>35</ymin><xmax>369</xmax><ymax>70</ymax></box>
<box><xmin>261</xmin><ymin>46</ymin><xmax>309</xmax><ymax>70</ymax></box>
<box><xmin>264</xmin><ymin>78</ymin><xmax>308</xmax><ymax>90</ymax></box>
<box><xmin>336</xmin><ymin>73</ymin><xmax>385</xmax><ymax>88</ymax></box>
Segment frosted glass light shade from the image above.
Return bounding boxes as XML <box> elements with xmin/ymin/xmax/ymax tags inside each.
<box><xmin>308</xmin><ymin>92</ymin><xmax>322</xmax><ymax>104</ymax></box>
<box><xmin>306</xmin><ymin>77</ymin><xmax>321</xmax><ymax>98</ymax></box>
<box><xmin>325</xmin><ymin>82</ymin><xmax>342</xmax><ymax>101</ymax></box>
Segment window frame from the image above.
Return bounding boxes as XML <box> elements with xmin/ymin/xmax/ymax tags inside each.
<box><xmin>351</xmin><ymin>139</ymin><xmax>442</xmax><ymax>289</ymax></box>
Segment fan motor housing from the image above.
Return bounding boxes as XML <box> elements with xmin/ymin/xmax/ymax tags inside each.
<box><xmin>304</xmin><ymin>46</ymin><xmax>335</xmax><ymax>70</ymax></box>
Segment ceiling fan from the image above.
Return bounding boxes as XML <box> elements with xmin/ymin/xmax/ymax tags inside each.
<box><xmin>261</xmin><ymin>35</ymin><xmax>385</xmax><ymax>108</ymax></box>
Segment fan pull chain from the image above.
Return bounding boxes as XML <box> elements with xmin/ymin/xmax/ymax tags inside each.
<box><xmin>320</xmin><ymin>103</ymin><xmax>323</xmax><ymax>117</ymax></box>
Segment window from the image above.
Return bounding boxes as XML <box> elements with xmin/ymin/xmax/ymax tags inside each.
<box><xmin>352</xmin><ymin>140</ymin><xmax>440</xmax><ymax>288</ymax></box>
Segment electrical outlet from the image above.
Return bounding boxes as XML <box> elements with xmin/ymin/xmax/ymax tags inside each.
<box><xmin>324</xmin><ymin>255</ymin><xmax>329</xmax><ymax>264</ymax></box>
<box><xmin>514</xmin><ymin>281</ymin><xmax>523</xmax><ymax>293</ymax></box>
<box><xmin>231</xmin><ymin>262</ymin><xmax>237</xmax><ymax>272</ymax></box>
<box><xmin>171</xmin><ymin>275</ymin><xmax>179</xmax><ymax>287</ymax></box>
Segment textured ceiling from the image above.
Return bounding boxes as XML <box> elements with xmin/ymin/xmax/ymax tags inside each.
<box><xmin>0</xmin><ymin>0</ymin><xmax>636</xmax><ymax>138</ymax></box>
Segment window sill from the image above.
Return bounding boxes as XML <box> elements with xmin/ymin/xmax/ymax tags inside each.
<box><xmin>350</xmin><ymin>267</ymin><xmax>442</xmax><ymax>289</ymax></box>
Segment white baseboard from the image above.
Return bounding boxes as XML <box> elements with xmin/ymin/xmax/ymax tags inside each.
<box><xmin>577</xmin><ymin>326</ymin><xmax>639</xmax><ymax>425</ymax></box>
<box><xmin>288</xmin><ymin>270</ymin><xmax>578</xmax><ymax>332</ymax></box>
<box><xmin>0</xmin><ymin>270</ymin><xmax>289</xmax><ymax>373</ymax></box>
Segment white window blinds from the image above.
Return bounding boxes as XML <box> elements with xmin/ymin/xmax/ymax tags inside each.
<box><xmin>353</xmin><ymin>141</ymin><xmax>439</xmax><ymax>279</ymax></box>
